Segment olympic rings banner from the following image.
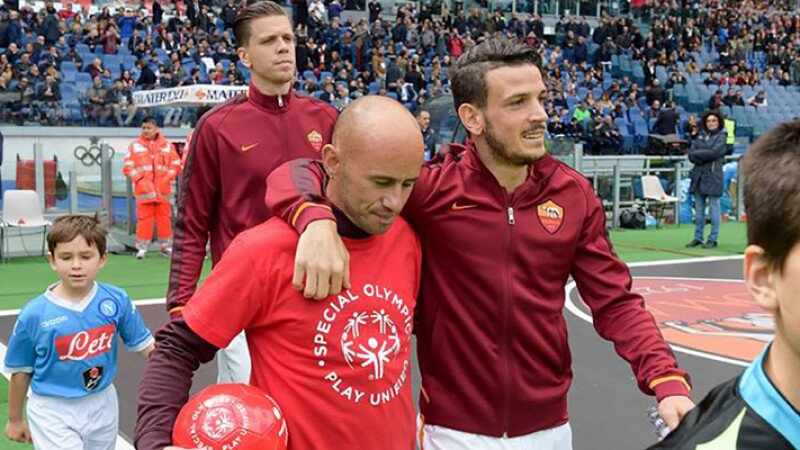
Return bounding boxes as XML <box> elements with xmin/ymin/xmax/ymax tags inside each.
<box><xmin>133</xmin><ymin>85</ymin><xmax>248</xmax><ymax>107</ymax></box>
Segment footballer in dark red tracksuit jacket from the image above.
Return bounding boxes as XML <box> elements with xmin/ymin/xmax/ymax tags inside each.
<box><xmin>264</xmin><ymin>146</ymin><xmax>691</xmax><ymax>439</ymax></box>
<box><xmin>167</xmin><ymin>84</ymin><xmax>337</xmax><ymax>318</ymax></box>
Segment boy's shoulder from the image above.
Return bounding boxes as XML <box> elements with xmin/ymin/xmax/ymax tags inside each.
<box><xmin>17</xmin><ymin>292</ymin><xmax>52</xmax><ymax>322</ymax></box>
<box><xmin>94</xmin><ymin>282</ymin><xmax>130</xmax><ymax>301</ymax></box>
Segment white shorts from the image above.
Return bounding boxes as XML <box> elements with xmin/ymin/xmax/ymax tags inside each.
<box><xmin>27</xmin><ymin>384</ymin><xmax>118</xmax><ymax>450</ymax></box>
<box><xmin>419</xmin><ymin>417</ymin><xmax>573</xmax><ymax>450</ymax></box>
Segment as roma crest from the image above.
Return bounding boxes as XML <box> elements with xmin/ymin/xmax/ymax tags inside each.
<box><xmin>307</xmin><ymin>130</ymin><xmax>324</xmax><ymax>152</ymax></box>
<box><xmin>568</xmin><ymin>277</ymin><xmax>771</xmax><ymax>365</ymax></box>
<box><xmin>537</xmin><ymin>200</ymin><xmax>564</xmax><ymax>234</ymax></box>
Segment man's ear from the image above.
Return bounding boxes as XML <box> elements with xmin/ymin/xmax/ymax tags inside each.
<box><xmin>236</xmin><ymin>46</ymin><xmax>250</xmax><ymax>69</ymax></box>
<box><xmin>321</xmin><ymin>143</ymin><xmax>341</xmax><ymax>178</ymax></box>
<box><xmin>744</xmin><ymin>245</ymin><xmax>779</xmax><ymax>312</ymax></box>
<box><xmin>458</xmin><ymin>103</ymin><xmax>484</xmax><ymax>137</ymax></box>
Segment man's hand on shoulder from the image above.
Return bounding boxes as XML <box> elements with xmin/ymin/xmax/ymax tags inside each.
<box><xmin>658</xmin><ymin>395</ymin><xmax>695</xmax><ymax>431</ymax></box>
<box><xmin>294</xmin><ymin>219</ymin><xmax>350</xmax><ymax>300</ymax></box>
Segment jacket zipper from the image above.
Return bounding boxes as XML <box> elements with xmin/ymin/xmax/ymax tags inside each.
<box><xmin>278</xmin><ymin>94</ymin><xmax>288</xmax><ymax>160</ymax></box>
<box><xmin>501</xmin><ymin>201</ymin><xmax>514</xmax><ymax>436</ymax></box>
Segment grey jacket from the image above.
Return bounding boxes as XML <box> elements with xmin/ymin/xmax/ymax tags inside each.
<box><xmin>689</xmin><ymin>129</ymin><xmax>727</xmax><ymax>197</ymax></box>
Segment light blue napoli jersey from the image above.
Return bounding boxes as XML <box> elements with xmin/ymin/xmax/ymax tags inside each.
<box><xmin>3</xmin><ymin>282</ymin><xmax>154</xmax><ymax>398</ymax></box>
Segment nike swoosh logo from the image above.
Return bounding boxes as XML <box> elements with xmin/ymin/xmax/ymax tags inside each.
<box><xmin>451</xmin><ymin>202</ymin><xmax>478</xmax><ymax>211</ymax></box>
<box><xmin>241</xmin><ymin>143</ymin><xmax>259</xmax><ymax>152</ymax></box>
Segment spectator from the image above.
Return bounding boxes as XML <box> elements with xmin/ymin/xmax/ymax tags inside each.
<box><xmin>41</xmin><ymin>1</ymin><xmax>60</xmax><ymax>45</ymax></box>
<box><xmin>683</xmin><ymin>114</ymin><xmax>700</xmax><ymax>141</ymax></box>
<box><xmin>687</xmin><ymin>110</ymin><xmax>727</xmax><ymax>249</ymax></box>
<box><xmin>135</xmin><ymin>59</ymin><xmax>157</xmax><ymax>88</ymax></box>
<box><xmin>118</xmin><ymin>8</ymin><xmax>137</xmax><ymax>39</ymax></box>
<box><xmin>652</xmin><ymin>101</ymin><xmax>680</xmax><ymax>136</ymax></box>
<box><xmin>87</xmin><ymin>57</ymin><xmax>104</xmax><ymax>78</ymax></box>
<box><xmin>573</xmin><ymin>101</ymin><xmax>592</xmax><ymax>125</ymax></box>
<box><xmin>722</xmin><ymin>87</ymin><xmax>738</xmax><ymax>107</ymax></box>
<box><xmin>646</xmin><ymin>78</ymin><xmax>666</xmax><ymax>106</ymax></box>
<box><xmin>591</xmin><ymin>115</ymin><xmax>622</xmax><ymax>154</ymax></box>
<box><xmin>416</xmin><ymin>108</ymin><xmax>437</xmax><ymax>160</ymax></box>
<box><xmin>221</xmin><ymin>0</ymin><xmax>239</xmax><ymax>30</ymax></box>
<box><xmin>748</xmin><ymin>90</ymin><xmax>768</xmax><ymax>108</ymax></box>
<box><xmin>12</xmin><ymin>77</ymin><xmax>35</xmax><ymax>120</ymax></box>
<box><xmin>332</xmin><ymin>84</ymin><xmax>352</xmax><ymax>110</ymax></box>
<box><xmin>648</xmin><ymin>99</ymin><xmax>662</xmax><ymax>120</ymax></box>
<box><xmin>108</xmin><ymin>79</ymin><xmax>137</xmax><ymax>126</ymax></box>
<box><xmin>708</xmin><ymin>90</ymin><xmax>724</xmax><ymax>110</ymax></box>
<box><xmin>35</xmin><ymin>73</ymin><xmax>60</xmax><ymax>125</ymax></box>
<box><xmin>368</xmin><ymin>0</ymin><xmax>382</xmax><ymax>23</ymax></box>
<box><xmin>87</xmin><ymin>75</ymin><xmax>111</xmax><ymax>125</ymax></box>
<box><xmin>100</xmin><ymin>27</ymin><xmax>120</xmax><ymax>55</ymax></box>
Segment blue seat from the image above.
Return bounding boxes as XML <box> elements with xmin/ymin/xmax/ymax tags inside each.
<box><xmin>633</xmin><ymin>118</ymin><xmax>649</xmax><ymax>149</ymax></box>
<box><xmin>368</xmin><ymin>81</ymin><xmax>380</xmax><ymax>94</ymax></box>
<box><xmin>123</xmin><ymin>55</ymin><xmax>138</xmax><ymax>70</ymax></box>
<box><xmin>618</xmin><ymin>126</ymin><xmax>636</xmax><ymax>153</ymax></box>
<box><xmin>76</xmin><ymin>72</ymin><xmax>92</xmax><ymax>84</ymax></box>
<box><xmin>103</xmin><ymin>54</ymin><xmax>121</xmax><ymax>71</ymax></box>
<box><xmin>614</xmin><ymin>117</ymin><xmax>631</xmax><ymax>134</ymax></box>
<box><xmin>303</xmin><ymin>70</ymin><xmax>316</xmax><ymax>81</ymax></box>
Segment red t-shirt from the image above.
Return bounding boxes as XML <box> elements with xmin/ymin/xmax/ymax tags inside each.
<box><xmin>184</xmin><ymin>218</ymin><xmax>421</xmax><ymax>450</ymax></box>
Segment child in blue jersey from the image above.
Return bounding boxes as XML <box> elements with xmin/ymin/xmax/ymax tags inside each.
<box><xmin>4</xmin><ymin>215</ymin><xmax>155</xmax><ymax>449</ymax></box>
<box><xmin>649</xmin><ymin>121</ymin><xmax>800</xmax><ymax>449</ymax></box>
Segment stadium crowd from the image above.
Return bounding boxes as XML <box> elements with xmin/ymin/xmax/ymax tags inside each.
<box><xmin>0</xmin><ymin>0</ymin><xmax>798</xmax><ymax>150</ymax></box>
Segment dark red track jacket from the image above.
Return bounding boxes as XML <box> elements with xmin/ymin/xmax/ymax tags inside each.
<box><xmin>265</xmin><ymin>144</ymin><xmax>691</xmax><ymax>438</ymax></box>
<box><xmin>167</xmin><ymin>84</ymin><xmax>337</xmax><ymax>317</ymax></box>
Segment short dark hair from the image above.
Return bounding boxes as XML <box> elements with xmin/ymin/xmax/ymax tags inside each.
<box><xmin>451</xmin><ymin>38</ymin><xmax>542</xmax><ymax>112</ymax></box>
<box><xmin>142</xmin><ymin>116</ymin><xmax>158</xmax><ymax>126</ymax></box>
<box><xmin>234</xmin><ymin>1</ymin><xmax>290</xmax><ymax>47</ymax></box>
<box><xmin>741</xmin><ymin>120</ymin><xmax>800</xmax><ymax>272</ymax></box>
<box><xmin>47</xmin><ymin>215</ymin><xmax>108</xmax><ymax>255</ymax></box>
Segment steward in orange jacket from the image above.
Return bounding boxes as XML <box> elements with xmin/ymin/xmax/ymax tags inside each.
<box><xmin>123</xmin><ymin>116</ymin><xmax>182</xmax><ymax>258</ymax></box>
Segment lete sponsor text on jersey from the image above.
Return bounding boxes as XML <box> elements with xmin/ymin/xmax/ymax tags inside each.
<box><xmin>56</xmin><ymin>324</ymin><xmax>115</xmax><ymax>361</ymax></box>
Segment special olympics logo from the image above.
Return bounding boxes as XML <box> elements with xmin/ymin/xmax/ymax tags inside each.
<box><xmin>74</xmin><ymin>138</ymin><xmax>116</xmax><ymax>167</ymax></box>
<box><xmin>340</xmin><ymin>309</ymin><xmax>402</xmax><ymax>380</ymax></box>
<box><xmin>201</xmin><ymin>406</ymin><xmax>238</xmax><ymax>440</ymax></box>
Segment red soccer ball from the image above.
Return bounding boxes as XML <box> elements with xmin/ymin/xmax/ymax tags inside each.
<box><xmin>172</xmin><ymin>383</ymin><xmax>289</xmax><ymax>450</ymax></box>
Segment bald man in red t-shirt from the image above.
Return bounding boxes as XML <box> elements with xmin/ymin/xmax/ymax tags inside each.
<box><xmin>136</xmin><ymin>97</ymin><xmax>424</xmax><ymax>450</ymax></box>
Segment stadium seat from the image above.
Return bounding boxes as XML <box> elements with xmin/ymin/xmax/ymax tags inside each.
<box><xmin>61</xmin><ymin>62</ymin><xmax>78</xmax><ymax>82</ymax></box>
<box><xmin>368</xmin><ymin>81</ymin><xmax>380</xmax><ymax>94</ymax></box>
<box><xmin>123</xmin><ymin>55</ymin><xmax>138</xmax><ymax>71</ymax></box>
<box><xmin>76</xmin><ymin>72</ymin><xmax>92</xmax><ymax>84</ymax></box>
<box><xmin>633</xmin><ymin>118</ymin><xmax>649</xmax><ymax>149</ymax></box>
<box><xmin>614</xmin><ymin>117</ymin><xmax>631</xmax><ymax>134</ymax></box>
<box><xmin>103</xmin><ymin>54</ymin><xmax>121</xmax><ymax>71</ymax></box>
